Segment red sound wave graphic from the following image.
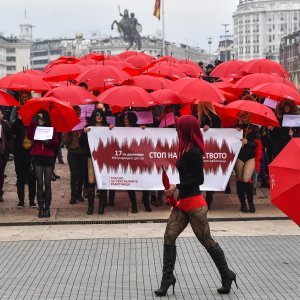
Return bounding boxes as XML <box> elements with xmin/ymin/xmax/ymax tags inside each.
<box><xmin>92</xmin><ymin>136</ymin><xmax>178</xmax><ymax>174</ymax></box>
<box><xmin>203</xmin><ymin>138</ymin><xmax>236</xmax><ymax>175</ymax></box>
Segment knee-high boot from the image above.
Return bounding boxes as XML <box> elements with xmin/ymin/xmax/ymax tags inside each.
<box><xmin>154</xmin><ymin>244</ymin><xmax>177</xmax><ymax>297</ymax></box>
<box><xmin>128</xmin><ymin>190</ymin><xmax>138</xmax><ymax>213</ymax></box>
<box><xmin>207</xmin><ymin>243</ymin><xmax>238</xmax><ymax>294</ymax></box>
<box><xmin>244</xmin><ymin>182</ymin><xmax>255</xmax><ymax>213</ymax></box>
<box><xmin>98</xmin><ymin>190</ymin><xmax>107</xmax><ymax>214</ymax></box>
<box><xmin>87</xmin><ymin>184</ymin><xmax>95</xmax><ymax>215</ymax></box>
<box><xmin>236</xmin><ymin>181</ymin><xmax>248</xmax><ymax>212</ymax></box>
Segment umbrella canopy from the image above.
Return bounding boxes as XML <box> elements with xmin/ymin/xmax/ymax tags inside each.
<box><xmin>45</xmin><ymin>86</ymin><xmax>97</xmax><ymax>105</ymax></box>
<box><xmin>43</xmin><ymin>64</ymin><xmax>85</xmax><ymax>82</ymax></box>
<box><xmin>151</xmin><ymin>89</ymin><xmax>191</xmax><ymax>105</ymax></box>
<box><xmin>251</xmin><ymin>83</ymin><xmax>300</xmax><ymax>104</ymax></box>
<box><xmin>75</xmin><ymin>65</ymin><xmax>131</xmax><ymax>91</ymax></box>
<box><xmin>97</xmin><ymin>85</ymin><xmax>157</xmax><ymax>108</ymax></box>
<box><xmin>234</xmin><ymin>73</ymin><xmax>297</xmax><ymax>90</ymax></box>
<box><xmin>239</xmin><ymin>59</ymin><xmax>290</xmax><ymax>78</ymax></box>
<box><xmin>224</xmin><ymin>100</ymin><xmax>280</xmax><ymax>127</ymax></box>
<box><xmin>175</xmin><ymin>63</ymin><xmax>205</xmax><ymax>77</ymax></box>
<box><xmin>125</xmin><ymin>54</ymin><xmax>154</xmax><ymax>68</ymax></box>
<box><xmin>0</xmin><ymin>72</ymin><xmax>51</xmax><ymax>92</ymax></box>
<box><xmin>269</xmin><ymin>138</ymin><xmax>300</xmax><ymax>226</ymax></box>
<box><xmin>168</xmin><ymin>78</ymin><xmax>225</xmax><ymax>103</ymax></box>
<box><xmin>18</xmin><ymin>97</ymin><xmax>80</xmax><ymax>132</ymax></box>
<box><xmin>143</xmin><ymin>65</ymin><xmax>186</xmax><ymax>81</ymax></box>
<box><xmin>125</xmin><ymin>75</ymin><xmax>171</xmax><ymax>91</ymax></box>
<box><xmin>0</xmin><ymin>89</ymin><xmax>21</xmax><ymax>107</ymax></box>
<box><xmin>210</xmin><ymin>60</ymin><xmax>246</xmax><ymax>78</ymax></box>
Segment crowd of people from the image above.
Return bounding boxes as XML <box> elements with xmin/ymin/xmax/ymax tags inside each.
<box><xmin>0</xmin><ymin>59</ymin><xmax>299</xmax><ymax>219</ymax></box>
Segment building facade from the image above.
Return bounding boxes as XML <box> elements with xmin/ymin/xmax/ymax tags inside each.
<box><xmin>233</xmin><ymin>0</ymin><xmax>300</xmax><ymax>61</ymax></box>
<box><xmin>280</xmin><ymin>30</ymin><xmax>300</xmax><ymax>87</ymax></box>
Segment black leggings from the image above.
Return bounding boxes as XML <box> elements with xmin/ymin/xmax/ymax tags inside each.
<box><xmin>164</xmin><ymin>206</ymin><xmax>216</xmax><ymax>249</ymax></box>
<box><xmin>34</xmin><ymin>164</ymin><xmax>53</xmax><ymax>207</ymax></box>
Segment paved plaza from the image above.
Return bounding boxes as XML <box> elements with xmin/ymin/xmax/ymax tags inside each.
<box><xmin>0</xmin><ymin>235</ymin><xmax>299</xmax><ymax>300</ymax></box>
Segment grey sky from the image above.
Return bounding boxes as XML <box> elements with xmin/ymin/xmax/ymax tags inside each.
<box><xmin>0</xmin><ymin>0</ymin><xmax>239</xmax><ymax>52</ymax></box>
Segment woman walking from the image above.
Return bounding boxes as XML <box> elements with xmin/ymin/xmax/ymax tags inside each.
<box><xmin>154</xmin><ymin>115</ymin><xmax>237</xmax><ymax>297</ymax></box>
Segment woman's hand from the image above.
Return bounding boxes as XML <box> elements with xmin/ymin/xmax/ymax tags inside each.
<box><xmin>203</xmin><ymin>125</ymin><xmax>210</xmax><ymax>132</ymax></box>
<box><xmin>241</xmin><ymin>138</ymin><xmax>248</xmax><ymax>145</ymax></box>
<box><xmin>165</xmin><ymin>184</ymin><xmax>177</xmax><ymax>196</ymax></box>
<box><xmin>109</xmin><ymin>124</ymin><xmax>114</xmax><ymax>130</ymax></box>
<box><xmin>84</xmin><ymin>127</ymin><xmax>91</xmax><ymax>133</ymax></box>
<box><xmin>236</xmin><ymin>127</ymin><xmax>242</xmax><ymax>131</ymax></box>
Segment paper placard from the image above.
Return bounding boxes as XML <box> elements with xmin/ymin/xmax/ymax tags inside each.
<box><xmin>263</xmin><ymin>98</ymin><xmax>278</xmax><ymax>109</ymax></box>
<box><xmin>106</xmin><ymin>116</ymin><xmax>116</xmax><ymax>126</ymax></box>
<box><xmin>282</xmin><ymin>115</ymin><xmax>300</xmax><ymax>127</ymax></box>
<box><xmin>72</xmin><ymin>118</ymin><xmax>86</xmax><ymax>131</ymax></box>
<box><xmin>34</xmin><ymin>126</ymin><xmax>53</xmax><ymax>140</ymax></box>
<box><xmin>79</xmin><ymin>104</ymin><xmax>95</xmax><ymax>117</ymax></box>
<box><xmin>0</xmin><ymin>124</ymin><xmax>2</xmax><ymax>138</ymax></box>
<box><xmin>135</xmin><ymin>111</ymin><xmax>154</xmax><ymax>125</ymax></box>
<box><xmin>159</xmin><ymin>112</ymin><xmax>175</xmax><ymax>128</ymax></box>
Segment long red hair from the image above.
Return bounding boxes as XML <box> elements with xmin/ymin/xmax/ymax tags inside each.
<box><xmin>176</xmin><ymin>115</ymin><xmax>205</xmax><ymax>157</ymax></box>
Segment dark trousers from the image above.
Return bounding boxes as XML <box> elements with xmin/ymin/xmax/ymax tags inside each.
<box><xmin>0</xmin><ymin>156</ymin><xmax>7</xmax><ymax>193</ymax></box>
<box><xmin>14</xmin><ymin>155</ymin><xmax>36</xmax><ymax>202</ymax></box>
<box><xmin>67</xmin><ymin>152</ymin><xmax>86</xmax><ymax>200</ymax></box>
<box><xmin>34</xmin><ymin>164</ymin><xmax>53</xmax><ymax>207</ymax></box>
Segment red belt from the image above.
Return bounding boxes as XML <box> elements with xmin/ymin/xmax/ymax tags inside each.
<box><xmin>176</xmin><ymin>194</ymin><xmax>207</xmax><ymax>213</ymax></box>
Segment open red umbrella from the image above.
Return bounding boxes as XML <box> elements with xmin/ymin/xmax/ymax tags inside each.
<box><xmin>125</xmin><ymin>75</ymin><xmax>171</xmax><ymax>91</ymax></box>
<box><xmin>239</xmin><ymin>59</ymin><xmax>290</xmax><ymax>78</ymax></box>
<box><xmin>45</xmin><ymin>86</ymin><xmax>97</xmax><ymax>105</ymax></box>
<box><xmin>125</xmin><ymin>54</ymin><xmax>154</xmax><ymax>68</ymax></box>
<box><xmin>97</xmin><ymin>85</ymin><xmax>157</xmax><ymax>108</ymax></box>
<box><xmin>251</xmin><ymin>83</ymin><xmax>300</xmax><ymax>104</ymax></box>
<box><xmin>0</xmin><ymin>72</ymin><xmax>51</xmax><ymax>92</ymax></box>
<box><xmin>0</xmin><ymin>89</ymin><xmax>21</xmax><ymax>107</ymax></box>
<box><xmin>210</xmin><ymin>60</ymin><xmax>246</xmax><ymax>78</ymax></box>
<box><xmin>269</xmin><ymin>138</ymin><xmax>300</xmax><ymax>226</ymax></box>
<box><xmin>168</xmin><ymin>78</ymin><xmax>225</xmax><ymax>103</ymax></box>
<box><xmin>18</xmin><ymin>97</ymin><xmax>80</xmax><ymax>132</ymax></box>
<box><xmin>151</xmin><ymin>89</ymin><xmax>191</xmax><ymax>105</ymax></box>
<box><xmin>75</xmin><ymin>65</ymin><xmax>131</xmax><ymax>91</ymax></box>
<box><xmin>43</xmin><ymin>64</ymin><xmax>85</xmax><ymax>82</ymax></box>
<box><xmin>224</xmin><ymin>100</ymin><xmax>280</xmax><ymax>127</ymax></box>
<box><xmin>143</xmin><ymin>65</ymin><xmax>186</xmax><ymax>81</ymax></box>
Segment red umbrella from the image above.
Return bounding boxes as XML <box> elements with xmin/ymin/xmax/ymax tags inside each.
<box><xmin>210</xmin><ymin>60</ymin><xmax>246</xmax><ymax>78</ymax></box>
<box><xmin>234</xmin><ymin>73</ymin><xmax>297</xmax><ymax>90</ymax></box>
<box><xmin>43</xmin><ymin>64</ymin><xmax>85</xmax><ymax>82</ymax></box>
<box><xmin>75</xmin><ymin>65</ymin><xmax>131</xmax><ymax>91</ymax></box>
<box><xmin>118</xmin><ymin>50</ymin><xmax>141</xmax><ymax>59</ymax></box>
<box><xmin>0</xmin><ymin>72</ymin><xmax>51</xmax><ymax>92</ymax></box>
<box><xmin>45</xmin><ymin>86</ymin><xmax>97</xmax><ymax>105</ymax></box>
<box><xmin>151</xmin><ymin>89</ymin><xmax>191</xmax><ymax>105</ymax></box>
<box><xmin>269</xmin><ymin>138</ymin><xmax>300</xmax><ymax>226</ymax></box>
<box><xmin>168</xmin><ymin>78</ymin><xmax>225</xmax><ymax>103</ymax></box>
<box><xmin>0</xmin><ymin>89</ymin><xmax>21</xmax><ymax>107</ymax></box>
<box><xmin>251</xmin><ymin>83</ymin><xmax>300</xmax><ymax>104</ymax></box>
<box><xmin>240</xmin><ymin>59</ymin><xmax>290</xmax><ymax>78</ymax></box>
<box><xmin>175</xmin><ymin>63</ymin><xmax>205</xmax><ymax>77</ymax></box>
<box><xmin>43</xmin><ymin>56</ymin><xmax>79</xmax><ymax>72</ymax></box>
<box><xmin>125</xmin><ymin>55</ymin><xmax>153</xmax><ymax>68</ymax></box>
<box><xmin>81</xmin><ymin>53</ymin><xmax>105</xmax><ymax>61</ymax></box>
<box><xmin>224</xmin><ymin>100</ymin><xmax>280</xmax><ymax>127</ymax></box>
<box><xmin>143</xmin><ymin>65</ymin><xmax>186</xmax><ymax>81</ymax></box>
<box><xmin>18</xmin><ymin>97</ymin><xmax>80</xmax><ymax>132</ymax></box>
<box><xmin>97</xmin><ymin>85</ymin><xmax>157</xmax><ymax>107</ymax></box>
<box><xmin>125</xmin><ymin>75</ymin><xmax>171</xmax><ymax>91</ymax></box>
<box><xmin>156</xmin><ymin>56</ymin><xmax>178</xmax><ymax>63</ymax></box>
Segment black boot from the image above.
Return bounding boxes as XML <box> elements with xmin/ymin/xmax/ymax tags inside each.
<box><xmin>98</xmin><ymin>190</ymin><xmax>106</xmax><ymax>215</ymax></box>
<box><xmin>128</xmin><ymin>191</ymin><xmax>138</xmax><ymax>213</ymax></box>
<box><xmin>38</xmin><ymin>203</ymin><xmax>44</xmax><ymax>218</ymax></box>
<box><xmin>207</xmin><ymin>243</ymin><xmax>238</xmax><ymax>294</ymax></box>
<box><xmin>154</xmin><ymin>244</ymin><xmax>177</xmax><ymax>297</ymax></box>
<box><xmin>244</xmin><ymin>182</ymin><xmax>256</xmax><ymax>213</ymax></box>
<box><xmin>108</xmin><ymin>190</ymin><xmax>115</xmax><ymax>206</ymax></box>
<box><xmin>236</xmin><ymin>181</ymin><xmax>249</xmax><ymax>212</ymax></box>
<box><xmin>142</xmin><ymin>191</ymin><xmax>152</xmax><ymax>212</ymax></box>
<box><xmin>87</xmin><ymin>185</ymin><xmax>95</xmax><ymax>215</ymax></box>
<box><xmin>44</xmin><ymin>206</ymin><xmax>51</xmax><ymax>218</ymax></box>
<box><xmin>205</xmin><ymin>191</ymin><xmax>214</xmax><ymax>210</ymax></box>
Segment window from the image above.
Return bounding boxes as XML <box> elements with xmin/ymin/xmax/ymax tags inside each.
<box><xmin>239</xmin><ymin>47</ymin><xmax>243</xmax><ymax>54</ymax></box>
<box><xmin>246</xmin><ymin>46</ymin><xmax>251</xmax><ymax>54</ymax></box>
<box><xmin>6</xmin><ymin>66</ymin><xmax>16</xmax><ymax>71</ymax></box>
<box><xmin>6</xmin><ymin>48</ymin><xmax>16</xmax><ymax>53</ymax></box>
<box><xmin>6</xmin><ymin>56</ymin><xmax>16</xmax><ymax>62</ymax></box>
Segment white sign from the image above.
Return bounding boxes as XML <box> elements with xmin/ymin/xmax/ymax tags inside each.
<box><xmin>135</xmin><ymin>111</ymin><xmax>154</xmax><ymax>125</ymax></box>
<box><xmin>0</xmin><ymin>124</ymin><xmax>2</xmax><ymax>138</ymax></box>
<box><xmin>34</xmin><ymin>126</ymin><xmax>54</xmax><ymax>140</ymax></box>
<box><xmin>159</xmin><ymin>112</ymin><xmax>175</xmax><ymax>128</ymax></box>
<box><xmin>88</xmin><ymin>128</ymin><xmax>242</xmax><ymax>191</ymax></box>
<box><xmin>263</xmin><ymin>98</ymin><xmax>279</xmax><ymax>109</ymax></box>
<box><xmin>282</xmin><ymin>115</ymin><xmax>300</xmax><ymax>127</ymax></box>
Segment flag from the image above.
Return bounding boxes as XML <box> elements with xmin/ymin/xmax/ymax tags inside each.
<box><xmin>153</xmin><ymin>0</ymin><xmax>161</xmax><ymax>20</ymax></box>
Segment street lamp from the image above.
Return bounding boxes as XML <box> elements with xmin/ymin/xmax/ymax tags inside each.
<box><xmin>207</xmin><ymin>37</ymin><xmax>213</xmax><ymax>55</ymax></box>
<box><xmin>222</xmin><ymin>24</ymin><xmax>230</xmax><ymax>61</ymax></box>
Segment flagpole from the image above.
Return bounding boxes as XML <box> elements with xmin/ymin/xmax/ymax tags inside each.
<box><xmin>162</xmin><ymin>0</ymin><xmax>165</xmax><ymax>56</ymax></box>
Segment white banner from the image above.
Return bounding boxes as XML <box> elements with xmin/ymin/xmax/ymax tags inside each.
<box><xmin>88</xmin><ymin>128</ymin><xmax>242</xmax><ymax>191</ymax></box>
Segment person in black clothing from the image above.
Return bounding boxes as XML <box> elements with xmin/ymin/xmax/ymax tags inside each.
<box><xmin>11</xmin><ymin>114</ymin><xmax>37</xmax><ymax>208</ymax></box>
<box><xmin>155</xmin><ymin>115</ymin><xmax>237</xmax><ymax>297</ymax></box>
<box><xmin>269</xmin><ymin>99</ymin><xmax>300</xmax><ymax>159</ymax></box>
<box><xmin>79</xmin><ymin>108</ymin><xmax>112</xmax><ymax>215</ymax></box>
<box><xmin>198</xmin><ymin>102</ymin><xmax>222</xmax><ymax>209</ymax></box>
<box><xmin>234</xmin><ymin>111</ymin><xmax>260</xmax><ymax>213</ymax></box>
